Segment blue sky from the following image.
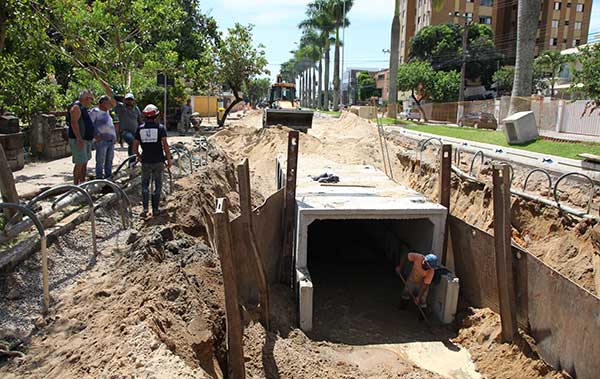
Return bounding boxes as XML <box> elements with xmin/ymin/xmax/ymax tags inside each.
<box><xmin>202</xmin><ymin>0</ymin><xmax>600</xmax><ymax>81</ymax></box>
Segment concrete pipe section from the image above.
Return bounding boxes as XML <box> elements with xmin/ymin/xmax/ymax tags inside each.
<box><xmin>277</xmin><ymin>157</ymin><xmax>450</xmax><ymax>332</ymax></box>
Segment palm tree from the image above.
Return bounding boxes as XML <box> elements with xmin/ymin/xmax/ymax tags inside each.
<box><xmin>509</xmin><ymin>0</ymin><xmax>541</xmax><ymax>115</ymax></box>
<box><xmin>300</xmin><ymin>29</ymin><xmax>323</xmax><ymax>108</ymax></box>
<box><xmin>331</xmin><ymin>0</ymin><xmax>353</xmax><ymax>111</ymax></box>
<box><xmin>535</xmin><ymin>50</ymin><xmax>572</xmax><ymax>98</ymax></box>
<box><xmin>388</xmin><ymin>0</ymin><xmax>401</xmax><ymax>119</ymax></box>
<box><xmin>300</xmin><ymin>0</ymin><xmax>336</xmax><ymax>109</ymax></box>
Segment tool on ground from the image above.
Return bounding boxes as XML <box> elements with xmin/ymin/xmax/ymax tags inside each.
<box><xmin>396</xmin><ymin>269</ymin><xmax>433</xmax><ymax>332</ymax></box>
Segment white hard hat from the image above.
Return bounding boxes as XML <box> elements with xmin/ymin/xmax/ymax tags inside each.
<box><xmin>124</xmin><ymin>93</ymin><xmax>135</xmax><ymax>100</ymax></box>
<box><xmin>142</xmin><ymin>104</ymin><xmax>160</xmax><ymax>118</ymax></box>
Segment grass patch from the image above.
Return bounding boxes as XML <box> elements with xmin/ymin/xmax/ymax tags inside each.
<box><xmin>402</xmin><ymin>123</ymin><xmax>600</xmax><ymax>160</ymax></box>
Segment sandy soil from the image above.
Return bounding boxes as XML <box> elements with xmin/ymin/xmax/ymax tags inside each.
<box><xmin>0</xmin><ymin>110</ymin><xmax>588</xmax><ymax>378</ymax></box>
<box><xmin>213</xmin><ymin>110</ymin><xmax>598</xmax><ymax>295</ymax></box>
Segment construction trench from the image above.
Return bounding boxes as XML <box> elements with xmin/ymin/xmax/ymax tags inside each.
<box><xmin>0</xmin><ymin>111</ymin><xmax>599</xmax><ymax>379</ymax></box>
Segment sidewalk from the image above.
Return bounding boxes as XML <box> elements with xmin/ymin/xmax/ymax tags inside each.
<box><xmin>13</xmin><ymin>136</ymin><xmax>193</xmax><ymax>197</ymax></box>
<box><xmin>538</xmin><ymin>130</ymin><xmax>600</xmax><ymax>143</ymax></box>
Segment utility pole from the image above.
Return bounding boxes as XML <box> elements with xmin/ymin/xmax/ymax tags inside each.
<box><xmin>450</xmin><ymin>12</ymin><xmax>471</xmax><ymax>125</ymax></box>
<box><xmin>341</xmin><ymin>0</ymin><xmax>346</xmax><ymax>106</ymax></box>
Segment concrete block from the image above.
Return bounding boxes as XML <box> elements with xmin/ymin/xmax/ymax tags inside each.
<box><xmin>502</xmin><ymin>111</ymin><xmax>539</xmax><ymax>144</ymax></box>
<box><xmin>429</xmin><ymin>271</ymin><xmax>460</xmax><ymax>324</ymax></box>
<box><xmin>297</xmin><ymin>268</ymin><xmax>314</xmax><ymax>331</ymax></box>
<box><xmin>0</xmin><ymin>115</ymin><xmax>20</xmax><ymax>134</ymax></box>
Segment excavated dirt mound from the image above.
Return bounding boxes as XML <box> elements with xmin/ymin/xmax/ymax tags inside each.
<box><xmin>453</xmin><ymin>308</ymin><xmax>569</xmax><ymax>379</ymax></box>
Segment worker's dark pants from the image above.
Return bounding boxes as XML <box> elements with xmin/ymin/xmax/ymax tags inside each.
<box><xmin>141</xmin><ymin>162</ymin><xmax>164</xmax><ymax>211</ymax></box>
<box><xmin>121</xmin><ymin>131</ymin><xmax>136</xmax><ymax>167</ymax></box>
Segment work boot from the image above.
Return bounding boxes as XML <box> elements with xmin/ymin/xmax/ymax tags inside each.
<box><xmin>152</xmin><ymin>208</ymin><xmax>161</xmax><ymax>217</ymax></box>
<box><xmin>140</xmin><ymin>209</ymin><xmax>148</xmax><ymax>219</ymax></box>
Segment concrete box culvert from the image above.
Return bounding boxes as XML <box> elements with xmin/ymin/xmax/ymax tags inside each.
<box><xmin>277</xmin><ymin>156</ymin><xmax>448</xmax><ymax>331</ymax></box>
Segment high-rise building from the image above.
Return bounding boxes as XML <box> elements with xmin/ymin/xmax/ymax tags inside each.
<box><xmin>397</xmin><ymin>0</ymin><xmax>593</xmax><ymax>64</ymax></box>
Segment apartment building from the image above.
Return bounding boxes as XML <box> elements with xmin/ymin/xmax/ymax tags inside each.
<box><xmin>397</xmin><ymin>0</ymin><xmax>592</xmax><ymax>64</ymax></box>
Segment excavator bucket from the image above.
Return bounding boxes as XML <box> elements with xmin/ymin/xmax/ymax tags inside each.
<box><xmin>264</xmin><ymin>109</ymin><xmax>314</xmax><ymax>132</ymax></box>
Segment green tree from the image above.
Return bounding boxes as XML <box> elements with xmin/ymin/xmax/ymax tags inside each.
<box><xmin>217</xmin><ymin>23</ymin><xmax>269</xmax><ymax>126</ymax></box>
<box><xmin>571</xmin><ymin>44</ymin><xmax>600</xmax><ymax>114</ymax></box>
<box><xmin>246</xmin><ymin>78</ymin><xmax>272</xmax><ymax>106</ymax></box>
<box><xmin>397</xmin><ymin>61</ymin><xmax>460</xmax><ymax>121</ymax></box>
<box><xmin>409</xmin><ymin>23</ymin><xmax>502</xmax><ymax>86</ymax></box>
<box><xmin>300</xmin><ymin>0</ymin><xmax>337</xmax><ymax>109</ymax></box>
<box><xmin>357</xmin><ymin>71</ymin><xmax>377</xmax><ymax>101</ymax></box>
<box><xmin>331</xmin><ymin>0</ymin><xmax>353</xmax><ymax>111</ymax></box>
<box><xmin>493</xmin><ymin>67</ymin><xmax>515</xmax><ymax>96</ymax></box>
<box><xmin>535</xmin><ymin>50</ymin><xmax>573</xmax><ymax>97</ymax></box>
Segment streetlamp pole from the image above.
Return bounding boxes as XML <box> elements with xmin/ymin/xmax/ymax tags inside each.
<box><xmin>341</xmin><ymin>0</ymin><xmax>346</xmax><ymax>105</ymax></box>
<box><xmin>451</xmin><ymin>12</ymin><xmax>471</xmax><ymax>125</ymax></box>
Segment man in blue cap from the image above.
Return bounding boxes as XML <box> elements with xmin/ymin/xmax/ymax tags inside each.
<box><xmin>395</xmin><ymin>252</ymin><xmax>439</xmax><ymax>309</ymax></box>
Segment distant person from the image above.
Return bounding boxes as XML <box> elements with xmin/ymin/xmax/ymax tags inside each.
<box><xmin>67</xmin><ymin>90</ymin><xmax>95</xmax><ymax>184</ymax></box>
<box><xmin>104</xmin><ymin>87</ymin><xmax>142</xmax><ymax>167</ymax></box>
<box><xmin>90</xmin><ymin>95</ymin><xmax>118</xmax><ymax>179</ymax></box>
<box><xmin>395</xmin><ymin>252</ymin><xmax>439</xmax><ymax>310</ymax></box>
<box><xmin>132</xmin><ymin>104</ymin><xmax>172</xmax><ymax>218</ymax></box>
<box><xmin>180</xmin><ymin>99</ymin><xmax>192</xmax><ymax>134</ymax></box>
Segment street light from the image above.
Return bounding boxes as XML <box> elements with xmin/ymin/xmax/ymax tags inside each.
<box><xmin>450</xmin><ymin>12</ymin><xmax>472</xmax><ymax>125</ymax></box>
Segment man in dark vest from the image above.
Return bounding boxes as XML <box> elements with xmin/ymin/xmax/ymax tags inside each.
<box><xmin>67</xmin><ymin>90</ymin><xmax>95</xmax><ymax>184</ymax></box>
<box><xmin>132</xmin><ymin>104</ymin><xmax>172</xmax><ymax>218</ymax></box>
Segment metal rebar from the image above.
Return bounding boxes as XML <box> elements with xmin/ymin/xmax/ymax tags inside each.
<box><xmin>0</xmin><ymin>203</ymin><xmax>48</xmax><ymax>312</ymax></box>
<box><xmin>523</xmin><ymin>168</ymin><xmax>553</xmax><ymax>198</ymax></box>
<box><xmin>27</xmin><ymin>184</ymin><xmax>97</xmax><ymax>256</ymax></box>
<box><xmin>468</xmin><ymin>150</ymin><xmax>485</xmax><ymax>177</ymax></box>
<box><xmin>78</xmin><ymin>179</ymin><xmax>132</xmax><ymax>228</ymax></box>
<box><xmin>553</xmin><ymin>172</ymin><xmax>595</xmax><ymax>215</ymax></box>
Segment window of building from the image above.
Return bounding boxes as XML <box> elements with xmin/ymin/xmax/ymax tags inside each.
<box><xmin>567</xmin><ymin>2</ymin><xmax>572</xmax><ymax>7</ymax></box>
<box><xmin>563</xmin><ymin>38</ymin><xmax>568</xmax><ymax>43</ymax></box>
<box><xmin>574</xmin><ymin>21</ymin><xmax>582</xmax><ymax>30</ymax></box>
<box><xmin>467</xmin><ymin>0</ymin><xmax>474</xmax><ymax>2</ymax></box>
<box><xmin>480</xmin><ymin>0</ymin><xmax>493</xmax><ymax>6</ymax></box>
<box><xmin>417</xmin><ymin>16</ymin><xmax>421</xmax><ymax>24</ymax></box>
<box><xmin>565</xmin><ymin>20</ymin><xmax>570</xmax><ymax>26</ymax></box>
<box><xmin>554</xmin><ymin>2</ymin><xmax>561</xmax><ymax>10</ymax></box>
<box><xmin>549</xmin><ymin>38</ymin><xmax>558</xmax><ymax>46</ymax></box>
<box><xmin>551</xmin><ymin>19</ymin><xmax>559</xmax><ymax>28</ymax></box>
<box><xmin>479</xmin><ymin>16</ymin><xmax>492</xmax><ymax>25</ymax></box>
<box><xmin>576</xmin><ymin>3</ymin><xmax>584</xmax><ymax>12</ymax></box>
<box><xmin>466</xmin><ymin>12</ymin><xmax>473</xmax><ymax>20</ymax></box>
<box><xmin>573</xmin><ymin>39</ymin><xmax>581</xmax><ymax>47</ymax></box>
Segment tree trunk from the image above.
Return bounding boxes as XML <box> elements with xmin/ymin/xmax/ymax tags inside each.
<box><xmin>324</xmin><ymin>40</ymin><xmax>331</xmax><ymax>110</ymax></box>
<box><xmin>412</xmin><ymin>92</ymin><xmax>429</xmax><ymax>122</ymax></box>
<box><xmin>0</xmin><ymin>144</ymin><xmax>19</xmax><ymax>218</ymax></box>
<box><xmin>333</xmin><ymin>25</ymin><xmax>341</xmax><ymax>111</ymax></box>
<box><xmin>309</xmin><ymin>66</ymin><xmax>313</xmax><ymax>108</ymax></box>
<box><xmin>318</xmin><ymin>58</ymin><xmax>323</xmax><ymax>109</ymax></box>
<box><xmin>219</xmin><ymin>88</ymin><xmax>242</xmax><ymax>127</ymax></box>
<box><xmin>388</xmin><ymin>0</ymin><xmax>401</xmax><ymax>119</ymax></box>
<box><xmin>312</xmin><ymin>65</ymin><xmax>317</xmax><ymax>108</ymax></box>
<box><xmin>509</xmin><ymin>0</ymin><xmax>541</xmax><ymax>115</ymax></box>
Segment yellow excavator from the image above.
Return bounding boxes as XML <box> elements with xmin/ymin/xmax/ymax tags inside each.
<box><xmin>263</xmin><ymin>76</ymin><xmax>313</xmax><ymax>132</ymax></box>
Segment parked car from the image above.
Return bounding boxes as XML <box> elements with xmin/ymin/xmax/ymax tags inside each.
<box><xmin>399</xmin><ymin>109</ymin><xmax>421</xmax><ymax>121</ymax></box>
<box><xmin>458</xmin><ymin>112</ymin><xmax>497</xmax><ymax>130</ymax></box>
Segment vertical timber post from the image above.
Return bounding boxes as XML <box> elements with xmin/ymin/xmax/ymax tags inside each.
<box><xmin>0</xmin><ymin>144</ymin><xmax>19</xmax><ymax>217</ymax></box>
<box><xmin>439</xmin><ymin>144</ymin><xmax>452</xmax><ymax>265</ymax></box>
<box><xmin>237</xmin><ymin>158</ymin><xmax>270</xmax><ymax>330</ymax></box>
<box><xmin>492</xmin><ymin>164</ymin><xmax>518</xmax><ymax>343</ymax></box>
<box><xmin>214</xmin><ymin>198</ymin><xmax>246</xmax><ymax>379</ymax></box>
<box><xmin>280</xmin><ymin>131</ymin><xmax>299</xmax><ymax>285</ymax></box>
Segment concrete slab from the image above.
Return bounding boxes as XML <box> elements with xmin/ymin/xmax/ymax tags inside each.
<box><xmin>277</xmin><ymin>156</ymin><xmax>447</xmax><ymax>331</ymax></box>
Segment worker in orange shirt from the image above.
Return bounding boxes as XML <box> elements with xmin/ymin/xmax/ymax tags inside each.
<box><xmin>395</xmin><ymin>252</ymin><xmax>439</xmax><ymax>309</ymax></box>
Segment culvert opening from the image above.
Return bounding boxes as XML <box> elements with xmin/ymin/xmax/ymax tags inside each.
<box><xmin>306</xmin><ymin>218</ymin><xmax>439</xmax><ymax>344</ymax></box>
